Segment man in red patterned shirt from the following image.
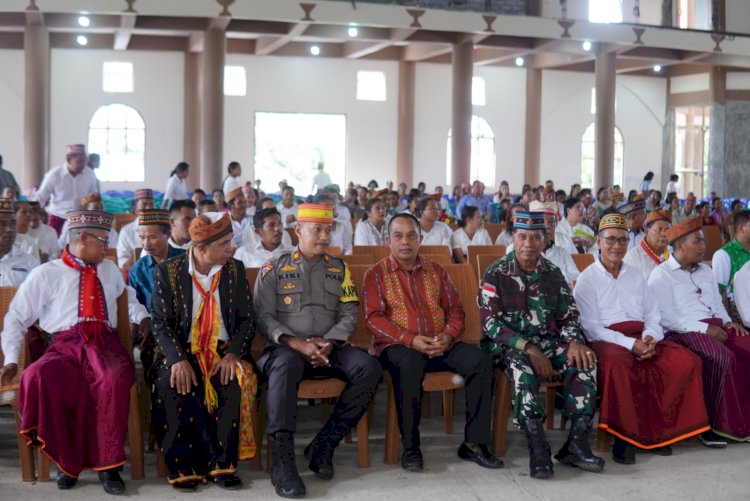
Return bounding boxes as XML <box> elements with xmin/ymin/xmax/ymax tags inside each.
<box><xmin>363</xmin><ymin>213</ymin><xmax>502</xmax><ymax>472</ymax></box>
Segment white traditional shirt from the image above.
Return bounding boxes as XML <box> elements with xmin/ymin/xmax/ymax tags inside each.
<box><xmin>712</xmin><ymin>248</ymin><xmax>744</xmax><ymax>300</ymax></box>
<box><xmin>164</xmin><ymin>175</ymin><xmax>189</xmax><ymax>203</ymax></box>
<box><xmin>116</xmin><ymin>218</ymin><xmax>140</xmax><ymax>267</ymax></box>
<box><xmin>234</xmin><ymin>241</ymin><xmax>291</xmax><ymax>268</ymax></box>
<box><xmin>420</xmin><ymin>221</ymin><xmax>452</xmax><ymax>247</ymax></box>
<box><xmin>222</xmin><ymin>176</ymin><xmax>241</xmax><ymax>196</ymax></box>
<box><xmin>276</xmin><ymin>202</ymin><xmax>298</xmax><ymax>229</ymax></box>
<box><xmin>0</xmin><ymin>257</ymin><xmax>149</xmax><ymax>365</ymax></box>
<box><xmin>26</xmin><ymin>223</ymin><xmax>61</xmax><ymax>259</ymax></box>
<box><xmin>14</xmin><ymin>233</ymin><xmax>40</xmax><ymax>260</ymax></box>
<box><xmin>354</xmin><ymin>219</ymin><xmax>387</xmax><ymax>246</ymax></box>
<box><xmin>451</xmin><ymin>227</ymin><xmax>492</xmax><ymax>256</ymax></box>
<box><xmin>734</xmin><ymin>261</ymin><xmax>750</xmax><ymax>327</ymax></box>
<box><xmin>556</xmin><ymin>218</ymin><xmax>596</xmax><ymax>254</ymax></box>
<box><xmin>311</xmin><ymin>170</ymin><xmax>332</xmax><ymax>193</ymax></box>
<box><xmin>188</xmin><ymin>251</ymin><xmax>228</xmax><ymax>341</ymax></box>
<box><xmin>647</xmin><ymin>255</ymin><xmax>731</xmax><ymax>334</ymax></box>
<box><xmin>331</xmin><ymin>220</ymin><xmax>353</xmax><ymax>255</ymax></box>
<box><xmin>230</xmin><ymin>216</ymin><xmax>255</xmax><ymax>248</ymax></box>
<box><xmin>58</xmin><ymin>221</ymin><xmax>119</xmax><ymax>251</ymax></box>
<box><xmin>0</xmin><ymin>247</ymin><xmax>40</xmax><ymax>286</ymax></box>
<box><xmin>33</xmin><ymin>165</ymin><xmax>98</xmax><ymax>219</ymax></box>
<box><xmin>495</xmin><ymin>231</ymin><xmax>513</xmax><ymax>247</ymax></box>
<box><xmin>623</xmin><ymin>241</ymin><xmax>669</xmax><ymax>281</ymax></box>
<box><xmin>245</xmin><ymin>205</ymin><xmax>257</xmax><ymax>219</ymax></box>
<box><xmin>575</xmin><ymin>259</ymin><xmax>663</xmax><ymax>351</ymax></box>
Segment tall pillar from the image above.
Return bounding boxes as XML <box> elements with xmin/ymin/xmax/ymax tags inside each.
<box><xmin>524</xmin><ymin>67</ymin><xmax>542</xmax><ymax>186</ymax></box>
<box><xmin>451</xmin><ymin>39</ymin><xmax>473</xmax><ymax>188</ymax></box>
<box><xmin>200</xmin><ymin>28</ymin><xmax>225</xmax><ymax>191</ymax></box>
<box><xmin>396</xmin><ymin>60</ymin><xmax>415</xmax><ymax>187</ymax></box>
<box><xmin>184</xmin><ymin>51</ymin><xmax>202</xmax><ymax>191</ymax></box>
<box><xmin>594</xmin><ymin>51</ymin><xmax>616</xmax><ymax>189</ymax></box>
<box><xmin>708</xmin><ymin>66</ymin><xmax>727</xmax><ymax>197</ymax></box>
<box><xmin>24</xmin><ymin>21</ymin><xmax>50</xmax><ymax>189</ymax></box>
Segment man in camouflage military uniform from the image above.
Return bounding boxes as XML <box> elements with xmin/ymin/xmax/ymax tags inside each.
<box><xmin>479</xmin><ymin>211</ymin><xmax>604</xmax><ymax>479</ymax></box>
<box><xmin>254</xmin><ymin>203</ymin><xmax>382</xmax><ymax>499</ymax></box>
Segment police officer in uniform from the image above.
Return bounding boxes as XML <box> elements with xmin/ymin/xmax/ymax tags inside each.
<box><xmin>254</xmin><ymin>203</ymin><xmax>382</xmax><ymax>499</ymax></box>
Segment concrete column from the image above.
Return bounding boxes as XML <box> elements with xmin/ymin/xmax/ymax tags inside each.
<box><xmin>451</xmin><ymin>39</ymin><xmax>473</xmax><ymax>189</ymax></box>
<box><xmin>396</xmin><ymin>60</ymin><xmax>415</xmax><ymax>187</ymax></box>
<box><xmin>200</xmin><ymin>28</ymin><xmax>225</xmax><ymax>191</ymax></box>
<box><xmin>23</xmin><ymin>22</ymin><xmax>50</xmax><ymax>189</ymax></box>
<box><xmin>184</xmin><ymin>51</ymin><xmax>202</xmax><ymax>192</ymax></box>
<box><xmin>708</xmin><ymin>66</ymin><xmax>727</xmax><ymax>197</ymax></box>
<box><xmin>594</xmin><ymin>51</ymin><xmax>616</xmax><ymax>189</ymax></box>
<box><xmin>524</xmin><ymin>67</ymin><xmax>542</xmax><ymax>187</ymax></box>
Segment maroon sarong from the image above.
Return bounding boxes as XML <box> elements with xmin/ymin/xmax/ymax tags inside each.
<box><xmin>666</xmin><ymin>318</ymin><xmax>750</xmax><ymax>441</ymax></box>
<box><xmin>592</xmin><ymin>320</ymin><xmax>709</xmax><ymax>448</ymax></box>
<box><xmin>47</xmin><ymin>214</ymin><xmax>66</xmax><ymax>236</ymax></box>
<box><xmin>18</xmin><ymin>327</ymin><xmax>134</xmax><ymax>477</ymax></box>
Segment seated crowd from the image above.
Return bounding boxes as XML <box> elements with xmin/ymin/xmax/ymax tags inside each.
<box><xmin>0</xmin><ymin>147</ymin><xmax>749</xmax><ymax>496</ymax></box>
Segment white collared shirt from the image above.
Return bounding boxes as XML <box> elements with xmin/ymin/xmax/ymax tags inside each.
<box><xmin>188</xmin><ymin>252</ymin><xmax>229</xmax><ymax>342</ymax></box>
<box><xmin>230</xmin><ymin>215</ymin><xmax>254</xmax><ymax>248</ymax></box>
<box><xmin>575</xmin><ymin>259</ymin><xmax>663</xmax><ymax>350</ymax></box>
<box><xmin>623</xmin><ymin>243</ymin><xmax>666</xmax><ymax>281</ymax></box>
<box><xmin>734</xmin><ymin>261</ymin><xmax>750</xmax><ymax>327</ymax></box>
<box><xmin>0</xmin><ymin>257</ymin><xmax>149</xmax><ymax>365</ymax></box>
<box><xmin>33</xmin><ymin>165</ymin><xmax>99</xmax><ymax>219</ymax></box>
<box><xmin>420</xmin><ymin>220</ymin><xmax>452</xmax><ymax>247</ymax></box>
<box><xmin>556</xmin><ymin>218</ymin><xmax>596</xmax><ymax>255</ymax></box>
<box><xmin>647</xmin><ymin>255</ymin><xmax>731</xmax><ymax>334</ymax></box>
<box><xmin>222</xmin><ymin>176</ymin><xmax>241</xmax><ymax>196</ymax></box>
<box><xmin>331</xmin><ymin>220</ymin><xmax>353</xmax><ymax>255</ymax></box>
<box><xmin>354</xmin><ymin>219</ymin><xmax>387</xmax><ymax>246</ymax></box>
<box><xmin>168</xmin><ymin>237</ymin><xmax>191</xmax><ymax>251</ymax></box>
<box><xmin>234</xmin><ymin>241</ymin><xmax>291</xmax><ymax>268</ymax></box>
<box><xmin>276</xmin><ymin>202</ymin><xmax>298</xmax><ymax>229</ymax></box>
<box><xmin>0</xmin><ymin>247</ymin><xmax>39</xmax><ymax>287</ymax></box>
<box><xmin>451</xmin><ymin>227</ymin><xmax>492</xmax><ymax>255</ymax></box>
<box><xmin>164</xmin><ymin>175</ymin><xmax>189</xmax><ymax>202</ymax></box>
<box><xmin>14</xmin><ymin>233</ymin><xmax>40</xmax><ymax>260</ymax></box>
<box><xmin>116</xmin><ymin>218</ymin><xmax>140</xmax><ymax>267</ymax></box>
<box><xmin>26</xmin><ymin>223</ymin><xmax>61</xmax><ymax>259</ymax></box>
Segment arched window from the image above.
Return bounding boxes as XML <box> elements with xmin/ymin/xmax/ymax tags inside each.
<box><xmin>446</xmin><ymin>115</ymin><xmax>495</xmax><ymax>188</ymax></box>
<box><xmin>87</xmin><ymin>104</ymin><xmax>145</xmax><ymax>182</ymax></box>
<box><xmin>581</xmin><ymin>123</ymin><xmax>624</xmax><ymax>188</ymax></box>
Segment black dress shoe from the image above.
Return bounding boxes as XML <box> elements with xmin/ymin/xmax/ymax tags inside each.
<box><xmin>648</xmin><ymin>445</ymin><xmax>672</xmax><ymax>456</ymax></box>
<box><xmin>401</xmin><ymin>447</ymin><xmax>424</xmax><ymax>472</ymax></box>
<box><xmin>98</xmin><ymin>469</ymin><xmax>126</xmax><ymax>495</ymax></box>
<box><xmin>212</xmin><ymin>474</ymin><xmax>243</xmax><ymax>490</ymax></box>
<box><xmin>56</xmin><ymin>472</ymin><xmax>78</xmax><ymax>490</ymax></box>
<box><xmin>457</xmin><ymin>443</ymin><xmax>504</xmax><ymax>469</ymax></box>
<box><xmin>612</xmin><ymin>438</ymin><xmax>636</xmax><ymax>465</ymax></box>
<box><xmin>700</xmin><ymin>430</ymin><xmax>728</xmax><ymax>449</ymax></box>
<box><xmin>172</xmin><ymin>480</ymin><xmax>199</xmax><ymax>492</ymax></box>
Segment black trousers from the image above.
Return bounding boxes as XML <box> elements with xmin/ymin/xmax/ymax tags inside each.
<box><xmin>259</xmin><ymin>344</ymin><xmax>382</xmax><ymax>436</ymax></box>
<box><xmin>380</xmin><ymin>342</ymin><xmax>493</xmax><ymax>449</ymax></box>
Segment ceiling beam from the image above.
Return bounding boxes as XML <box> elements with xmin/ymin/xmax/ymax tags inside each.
<box><xmin>403</xmin><ymin>42</ymin><xmax>453</xmax><ymax>62</ymax></box>
<box><xmin>255</xmin><ymin>21</ymin><xmax>310</xmax><ymax>56</ymax></box>
<box><xmin>531</xmin><ymin>51</ymin><xmax>593</xmax><ymax>69</ymax></box>
<box><xmin>114</xmin><ymin>11</ymin><xmax>137</xmax><ymax>51</ymax></box>
<box><xmin>343</xmin><ymin>27</ymin><xmax>417</xmax><ymax>59</ymax></box>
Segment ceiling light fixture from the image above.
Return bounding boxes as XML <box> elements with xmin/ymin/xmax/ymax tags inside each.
<box><xmin>310</xmin><ymin>45</ymin><xmax>321</xmax><ymax>56</ymax></box>
<box><xmin>78</xmin><ymin>16</ymin><xmax>90</xmax><ymax>27</ymax></box>
<box><xmin>515</xmin><ymin>57</ymin><xmax>524</xmax><ymax>67</ymax></box>
<box><xmin>76</xmin><ymin>35</ymin><xmax>88</xmax><ymax>46</ymax></box>
<box><xmin>582</xmin><ymin>40</ymin><xmax>592</xmax><ymax>51</ymax></box>
<box><xmin>654</xmin><ymin>65</ymin><xmax>662</xmax><ymax>72</ymax></box>
<box><xmin>348</xmin><ymin>27</ymin><xmax>358</xmax><ymax>37</ymax></box>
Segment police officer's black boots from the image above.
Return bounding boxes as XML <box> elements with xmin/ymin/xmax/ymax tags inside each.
<box><xmin>304</xmin><ymin>420</ymin><xmax>350</xmax><ymax>480</ymax></box>
<box><xmin>269</xmin><ymin>432</ymin><xmax>306</xmax><ymax>498</ymax></box>
<box><xmin>554</xmin><ymin>415</ymin><xmax>605</xmax><ymax>473</ymax></box>
<box><xmin>525</xmin><ymin>418</ymin><xmax>553</xmax><ymax>479</ymax></box>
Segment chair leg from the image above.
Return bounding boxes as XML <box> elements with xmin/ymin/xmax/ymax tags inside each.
<box><xmin>491</xmin><ymin>371</ymin><xmax>512</xmax><ymax>458</ymax></box>
<box><xmin>128</xmin><ymin>384</ymin><xmax>145</xmax><ymax>480</ymax></box>
<box><xmin>355</xmin><ymin>412</ymin><xmax>370</xmax><ymax>468</ymax></box>
<box><xmin>596</xmin><ymin>429</ymin><xmax>611</xmax><ymax>453</ymax></box>
<box><xmin>38</xmin><ymin>453</ymin><xmax>50</xmax><ymax>481</ymax></box>
<box><xmin>384</xmin><ymin>378</ymin><xmax>400</xmax><ymax>465</ymax></box>
<box><xmin>442</xmin><ymin>390</ymin><xmax>454</xmax><ymax>434</ymax></box>
<box><xmin>544</xmin><ymin>386</ymin><xmax>556</xmax><ymax>430</ymax></box>
<box><xmin>15</xmin><ymin>408</ymin><xmax>36</xmax><ymax>482</ymax></box>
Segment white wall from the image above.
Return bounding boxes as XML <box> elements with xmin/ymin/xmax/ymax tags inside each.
<box><xmin>223</xmin><ymin>55</ymin><xmax>399</xmax><ymax>194</ymax></box>
<box><xmin>540</xmin><ymin>70</ymin><xmax>666</xmax><ymax>193</ymax></box>
<box><xmin>0</xmin><ymin>50</ymin><xmax>24</xmax><ymax>188</ymax></box>
<box><xmin>49</xmin><ymin>49</ymin><xmax>184</xmax><ymax>193</ymax></box>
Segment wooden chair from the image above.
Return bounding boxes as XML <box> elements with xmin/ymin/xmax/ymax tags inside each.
<box><xmin>327</xmin><ymin>246</ymin><xmax>342</xmax><ymax>256</ymax></box>
<box><xmin>383</xmin><ymin>264</ymin><xmax>487</xmax><ymax>464</ymax></box>
<box><xmin>485</xmin><ymin>223</ymin><xmax>504</xmax><ymax>244</ymax></box>
<box><xmin>105</xmin><ymin>248</ymin><xmax>118</xmax><ymax>263</ymax></box>
<box><xmin>134</xmin><ymin>247</ymin><xmax>142</xmax><ymax>260</ymax></box>
<box><xmin>467</xmin><ymin>245</ymin><xmax>506</xmax><ymax>281</ymax></box>
<box><xmin>342</xmin><ymin>254</ymin><xmax>374</xmax><ymax>266</ymax></box>
<box><xmin>703</xmin><ymin>225</ymin><xmax>723</xmax><ymax>261</ymax></box>
<box><xmin>419</xmin><ymin>245</ymin><xmax>451</xmax><ymax>256</ymax></box>
<box><xmin>354</xmin><ymin>245</ymin><xmax>390</xmax><ymax>262</ymax></box>
<box><xmin>476</xmin><ymin>253</ymin><xmax>504</xmax><ymax>281</ymax></box>
<box><xmin>421</xmin><ymin>253</ymin><xmax>452</xmax><ymax>265</ymax></box>
<box><xmin>114</xmin><ymin>213</ymin><xmax>136</xmax><ymax>233</ymax></box>
<box><xmin>286</xmin><ymin>228</ymin><xmax>299</xmax><ymax>246</ymax></box>
<box><xmin>571</xmin><ymin>253</ymin><xmax>595</xmax><ymax>272</ymax></box>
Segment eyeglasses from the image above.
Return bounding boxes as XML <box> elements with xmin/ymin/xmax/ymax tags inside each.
<box><xmin>602</xmin><ymin>236</ymin><xmax>629</xmax><ymax>246</ymax></box>
<box><xmin>83</xmin><ymin>232</ymin><xmax>109</xmax><ymax>247</ymax></box>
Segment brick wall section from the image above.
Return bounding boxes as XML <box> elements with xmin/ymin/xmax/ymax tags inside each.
<box><xmin>325</xmin><ymin>0</ymin><xmax>527</xmax><ymax>16</ymax></box>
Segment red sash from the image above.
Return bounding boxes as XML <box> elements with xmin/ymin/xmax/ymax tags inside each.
<box><xmin>60</xmin><ymin>247</ymin><xmax>110</xmax><ymax>345</ymax></box>
<box><xmin>639</xmin><ymin>238</ymin><xmax>667</xmax><ymax>266</ymax></box>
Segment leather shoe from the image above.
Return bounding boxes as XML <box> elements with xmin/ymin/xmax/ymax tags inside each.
<box><xmin>648</xmin><ymin>445</ymin><xmax>672</xmax><ymax>457</ymax></box>
<box><xmin>212</xmin><ymin>474</ymin><xmax>243</xmax><ymax>490</ymax></box>
<box><xmin>56</xmin><ymin>472</ymin><xmax>78</xmax><ymax>490</ymax></box>
<box><xmin>457</xmin><ymin>443</ymin><xmax>503</xmax><ymax>469</ymax></box>
<box><xmin>98</xmin><ymin>469</ymin><xmax>125</xmax><ymax>495</ymax></box>
<box><xmin>401</xmin><ymin>447</ymin><xmax>423</xmax><ymax>472</ymax></box>
<box><xmin>172</xmin><ymin>480</ymin><xmax>199</xmax><ymax>492</ymax></box>
<box><xmin>612</xmin><ymin>438</ymin><xmax>636</xmax><ymax>465</ymax></box>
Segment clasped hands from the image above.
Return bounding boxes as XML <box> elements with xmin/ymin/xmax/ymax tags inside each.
<box><xmin>631</xmin><ymin>335</ymin><xmax>657</xmax><ymax>362</ymax></box>
<box><xmin>170</xmin><ymin>353</ymin><xmax>243</xmax><ymax>395</ymax></box>
<box><xmin>524</xmin><ymin>341</ymin><xmax>596</xmax><ymax>381</ymax></box>
<box><xmin>412</xmin><ymin>333</ymin><xmax>452</xmax><ymax>359</ymax></box>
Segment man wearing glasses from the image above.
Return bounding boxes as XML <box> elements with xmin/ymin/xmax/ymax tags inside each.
<box><xmin>575</xmin><ymin>213</ymin><xmax>708</xmax><ymax>465</ymax></box>
<box><xmin>648</xmin><ymin>216</ymin><xmax>750</xmax><ymax>447</ymax></box>
<box><xmin>0</xmin><ymin>210</ymin><xmax>151</xmax><ymax>495</ymax></box>
<box><xmin>479</xmin><ymin>211</ymin><xmax>603</xmax><ymax>479</ymax></box>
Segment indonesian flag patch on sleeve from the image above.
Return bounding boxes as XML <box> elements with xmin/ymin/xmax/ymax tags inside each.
<box><xmin>481</xmin><ymin>282</ymin><xmax>497</xmax><ymax>300</ymax></box>
<box><xmin>260</xmin><ymin>262</ymin><xmax>274</xmax><ymax>279</ymax></box>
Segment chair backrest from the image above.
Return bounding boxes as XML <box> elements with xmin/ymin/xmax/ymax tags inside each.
<box><xmin>352</xmin><ymin>245</ymin><xmax>374</xmax><ymax>256</ymax></box>
<box><xmin>442</xmin><ymin>264</ymin><xmax>481</xmax><ymax>345</ymax></box>
<box><xmin>134</xmin><ymin>247</ymin><xmax>142</xmax><ymax>260</ymax></box>
<box><xmin>571</xmin><ymin>253</ymin><xmax>595</xmax><ymax>272</ymax></box>
<box><xmin>467</xmin><ymin>245</ymin><xmax>506</xmax><ymax>280</ymax></box>
<box><xmin>476</xmin><ymin>253</ymin><xmax>504</xmax><ymax>282</ymax></box>
<box><xmin>246</xmin><ymin>267</ymin><xmax>260</xmax><ymax>292</ymax></box>
<box><xmin>328</xmin><ymin>246</ymin><xmax>342</xmax><ymax>257</ymax></box>
<box><xmin>485</xmin><ymin>223</ymin><xmax>505</xmax><ymax>243</ymax></box>
<box><xmin>286</xmin><ymin>228</ymin><xmax>299</xmax><ymax>246</ymax></box>
<box><xmin>116</xmin><ymin>291</ymin><xmax>133</xmax><ymax>363</ymax></box>
<box><xmin>106</xmin><ymin>248</ymin><xmax>118</xmax><ymax>264</ymax></box>
<box><xmin>0</xmin><ymin>286</ymin><xmax>18</xmax><ymax>371</ymax></box>
<box><xmin>346</xmin><ymin>264</ymin><xmax>373</xmax><ymax>350</ymax></box>
<box><xmin>342</xmin><ymin>254</ymin><xmax>374</xmax><ymax>266</ymax></box>
<box><xmin>419</xmin><ymin>245</ymin><xmax>451</xmax><ymax>256</ymax></box>
<box><xmin>421</xmin><ymin>253</ymin><xmax>452</xmax><ymax>265</ymax></box>
<box><xmin>114</xmin><ymin>213</ymin><xmax>136</xmax><ymax>232</ymax></box>
<box><xmin>703</xmin><ymin>225</ymin><xmax>723</xmax><ymax>260</ymax></box>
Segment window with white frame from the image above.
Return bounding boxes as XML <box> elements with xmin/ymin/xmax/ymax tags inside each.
<box><xmin>88</xmin><ymin>104</ymin><xmax>146</xmax><ymax>182</ymax></box>
<box><xmin>472</xmin><ymin>76</ymin><xmax>486</xmax><ymax>106</ymax></box>
<box><xmin>356</xmin><ymin>71</ymin><xmax>386</xmax><ymax>101</ymax></box>
<box><xmin>224</xmin><ymin>65</ymin><xmax>247</xmax><ymax>96</ymax></box>
<box><xmin>580</xmin><ymin>123</ymin><xmax>624</xmax><ymax>189</ymax></box>
<box><xmin>446</xmin><ymin>115</ymin><xmax>496</xmax><ymax>188</ymax></box>
<box><xmin>102</xmin><ymin>62</ymin><xmax>134</xmax><ymax>93</ymax></box>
